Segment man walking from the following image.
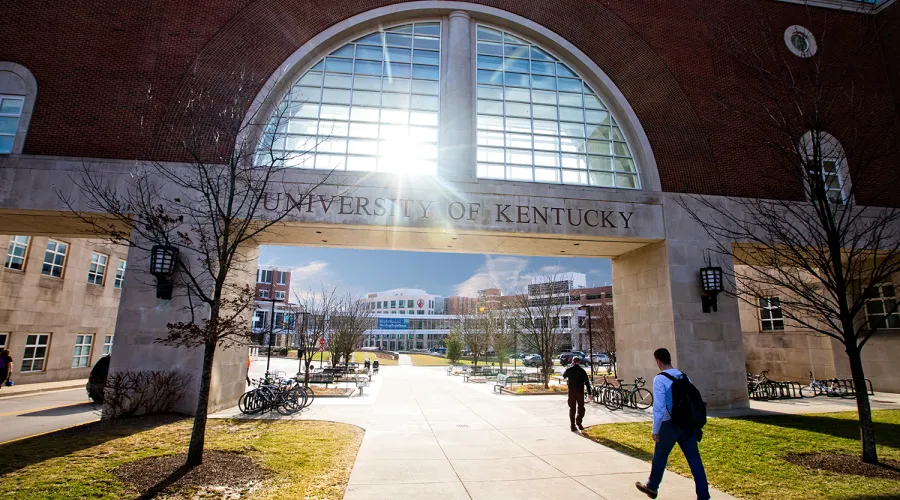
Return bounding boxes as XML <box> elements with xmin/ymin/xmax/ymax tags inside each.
<box><xmin>563</xmin><ymin>356</ymin><xmax>591</xmax><ymax>432</ymax></box>
<box><xmin>635</xmin><ymin>348</ymin><xmax>709</xmax><ymax>500</ymax></box>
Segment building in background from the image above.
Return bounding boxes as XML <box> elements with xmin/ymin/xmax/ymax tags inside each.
<box><xmin>0</xmin><ymin>235</ymin><xmax>127</xmax><ymax>384</ymax></box>
<box><xmin>252</xmin><ymin>266</ymin><xmax>294</xmax><ymax>346</ymax></box>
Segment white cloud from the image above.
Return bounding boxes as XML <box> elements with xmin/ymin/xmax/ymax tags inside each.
<box><xmin>453</xmin><ymin>256</ymin><xmax>531</xmax><ymax>296</ymax></box>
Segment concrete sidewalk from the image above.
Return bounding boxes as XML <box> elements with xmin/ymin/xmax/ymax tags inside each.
<box><xmin>0</xmin><ymin>378</ymin><xmax>87</xmax><ymax>398</ymax></box>
<box><xmin>342</xmin><ymin>366</ymin><xmax>735</xmax><ymax>500</ymax></box>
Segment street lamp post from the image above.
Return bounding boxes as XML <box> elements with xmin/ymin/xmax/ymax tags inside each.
<box><xmin>264</xmin><ymin>298</ymin><xmax>277</xmax><ymax>379</ymax></box>
<box><xmin>579</xmin><ymin>305</ymin><xmax>594</xmax><ymax>379</ymax></box>
<box><xmin>298</xmin><ymin>311</ymin><xmax>309</xmax><ymax>375</ymax></box>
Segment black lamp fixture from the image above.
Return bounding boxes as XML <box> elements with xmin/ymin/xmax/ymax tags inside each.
<box><xmin>700</xmin><ymin>266</ymin><xmax>724</xmax><ymax>313</ymax></box>
<box><xmin>149</xmin><ymin>244</ymin><xmax>179</xmax><ymax>300</ymax></box>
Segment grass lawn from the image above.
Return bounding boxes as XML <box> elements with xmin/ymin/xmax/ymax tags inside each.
<box><xmin>583</xmin><ymin>410</ymin><xmax>900</xmax><ymax>500</ymax></box>
<box><xmin>0</xmin><ymin>416</ymin><xmax>363</xmax><ymax>499</ymax></box>
<box><xmin>408</xmin><ymin>354</ymin><xmax>452</xmax><ymax>366</ymax></box>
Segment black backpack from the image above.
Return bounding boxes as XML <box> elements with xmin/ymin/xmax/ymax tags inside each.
<box><xmin>660</xmin><ymin>372</ymin><xmax>707</xmax><ymax>431</ymax></box>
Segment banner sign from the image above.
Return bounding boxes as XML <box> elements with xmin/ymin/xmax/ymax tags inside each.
<box><xmin>377</xmin><ymin>317</ymin><xmax>410</xmax><ymax>330</ymax></box>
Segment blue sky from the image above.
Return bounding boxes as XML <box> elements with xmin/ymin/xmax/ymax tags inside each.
<box><xmin>259</xmin><ymin>246</ymin><xmax>611</xmax><ymax>298</ymax></box>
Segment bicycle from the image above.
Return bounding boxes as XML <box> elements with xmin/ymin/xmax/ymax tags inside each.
<box><xmin>747</xmin><ymin>370</ymin><xmax>775</xmax><ymax>401</ymax></box>
<box><xmin>805</xmin><ymin>371</ymin><xmax>852</xmax><ymax>398</ymax></box>
<box><xmin>238</xmin><ymin>373</ymin><xmax>310</xmax><ymax>415</ymax></box>
<box><xmin>618</xmin><ymin>377</ymin><xmax>653</xmax><ymax>410</ymax></box>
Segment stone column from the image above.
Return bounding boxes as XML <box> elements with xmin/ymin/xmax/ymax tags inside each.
<box><xmin>107</xmin><ymin>240</ymin><xmax>257</xmax><ymax>415</ymax></box>
<box><xmin>440</xmin><ymin>10</ymin><xmax>475</xmax><ymax>182</ymax></box>
<box><xmin>612</xmin><ymin>196</ymin><xmax>749</xmax><ymax>409</ymax></box>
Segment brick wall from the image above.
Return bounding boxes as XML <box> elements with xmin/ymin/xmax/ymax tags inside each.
<box><xmin>2</xmin><ymin>0</ymin><xmax>898</xmax><ymax>203</ymax></box>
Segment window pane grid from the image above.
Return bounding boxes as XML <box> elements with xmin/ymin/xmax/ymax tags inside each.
<box><xmin>22</xmin><ymin>334</ymin><xmax>49</xmax><ymax>372</ymax></box>
<box><xmin>72</xmin><ymin>334</ymin><xmax>93</xmax><ymax>368</ymax></box>
<box><xmin>475</xmin><ymin>25</ymin><xmax>639</xmax><ymax>189</ymax></box>
<box><xmin>4</xmin><ymin>235</ymin><xmax>29</xmax><ymax>271</ymax></box>
<box><xmin>758</xmin><ymin>296</ymin><xmax>785</xmax><ymax>331</ymax></box>
<box><xmin>114</xmin><ymin>260</ymin><xmax>126</xmax><ymax>289</ymax></box>
<box><xmin>88</xmin><ymin>252</ymin><xmax>108</xmax><ymax>285</ymax></box>
<box><xmin>41</xmin><ymin>240</ymin><xmax>68</xmax><ymax>278</ymax></box>
<box><xmin>261</xmin><ymin>22</ymin><xmax>441</xmax><ymax>176</ymax></box>
<box><xmin>103</xmin><ymin>335</ymin><xmax>114</xmax><ymax>356</ymax></box>
<box><xmin>0</xmin><ymin>95</ymin><xmax>24</xmax><ymax>154</ymax></box>
<box><xmin>866</xmin><ymin>284</ymin><xmax>900</xmax><ymax>329</ymax></box>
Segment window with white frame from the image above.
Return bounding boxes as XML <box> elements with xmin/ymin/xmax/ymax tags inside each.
<box><xmin>87</xmin><ymin>252</ymin><xmax>108</xmax><ymax>285</ymax></box>
<box><xmin>759</xmin><ymin>297</ymin><xmax>785</xmax><ymax>331</ymax></box>
<box><xmin>0</xmin><ymin>333</ymin><xmax>8</xmax><ymax>350</ymax></box>
<box><xmin>21</xmin><ymin>334</ymin><xmax>50</xmax><ymax>372</ymax></box>
<box><xmin>275</xmin><ymin>290</ymin><xmax>286</xmax><ymax>300</ymax></box>
<box><xmin>866</xmin><ymin>283</ymin><xmax>900</xmax><ymax>329</ymax></box>
<box><xmin>102</xmin><ymin>335</ymin><xmax>114</xmax><ymax>356</ymax></box>
<box><xmin>259</xmin><ymin>288</ymin><xmax>270</xmax><ymax>298</ymax></box>
<box><xmin>0</xmin><ymin>95</ymin><xmax>25</xmax><ymax>154</ymax></box>
<box><xmin>114</xmin><ymin>260</ymin><xmax>127</xmax><ymax>288</ymax></box>
<box><xmin>803</xmin><ymin>131</ymin><xmax>846</xmax><ymax>205</ymax></box>
<box><xmin>72</xmin><ymin>334</ymin><xmax>93</xmax><ymax>368</ymax></box>
<box><xmin>41</xmin><ymin>240</ymin><xmax>68</xmax><ymax>278</ymax></box>
<box><xmin>276</xmin><ymin>271</ymin><xmax>288</xmax><ymax>284</ymax></box>
<box><xmin>259</xmin><ymin>21</ymin><xmax>641</xmax><ymax>189</ymax></box>
<box><xmin>258</xmin><ymin>269</ymin><xmax>273</xmax><ymax>283</ymax></box>
<box><xmin>4</xmin><ymin>235</ymin><xmax>29</xmax><ymax>271</ymax></box>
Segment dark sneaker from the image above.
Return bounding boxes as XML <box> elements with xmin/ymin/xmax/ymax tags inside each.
<box><xmin>577</xmin><ymin>422</ymin><xmax>585</xmax><ymax>431</ymax></box>
<box><xmin>570</xmin><ymin>425</ymin><xmax>578</xmax><ymax>432</ymax></box>
<box><xmin>635</xmin><ymin>482</ymin><xmax>658</xmax><ymax>499</ymax></box>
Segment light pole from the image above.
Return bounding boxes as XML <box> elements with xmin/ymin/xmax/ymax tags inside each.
<box><xmin>298</xmin><ymin>311</ymin><xmax>309</xmax><ymax>375</ymax></box>
<box><xmin>264</xmin><ymin>298</ymin><xmax>277</xmax><ymax>379</ymax></box>
<box><xmin>579</xmin><ymin>305</ymin><xmax>594</xmax><ymax>379</ymax></box>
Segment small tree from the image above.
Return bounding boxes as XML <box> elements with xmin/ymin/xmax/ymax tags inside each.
<box><xmin>515</xmin><ymin>275</ymin><xmax>571</xmax><ymax>388</ymax></box>
<box><xmin>485</xmin><ymin>307</ymin><xmax>515</xmax><ymax>370</ymax></box>
<box><xmin>294</xmin><ymin>286</ymin><xmax>338</xmax><ymax>386</ymax></box>
<box><xmin>456</xmin><ymin>301</ymin><xmax>489</xmax><ymax>366</ymax></box>
<box><xmin>445</xmin><ymin>330</ymin><xmax>463</xmax><ymax>364</ymax></box>
<box><xmin>680</xmin><ymin>11</ymin><xmax>900</xmax><ymax>464</ymax></box>
<box><xmin>331</xmin><ymin>294</ymin><xmax>373</xmax><ymax>370</ymax></box>
<box><xmin>589</xmin><ymin>300</ymin><xmax>616</xmax><ymax>375</ymax></box>
<box><xmin>61</xmin><ymin>72</ymin><xmax>332</xmax><ymax>467</ymax></box>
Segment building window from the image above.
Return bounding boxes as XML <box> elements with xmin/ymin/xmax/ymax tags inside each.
<box><xmin>391</xmin><ymin>300</ymin><xmax>397</xmax><ymax>308</ymax></box>
<box><xmin>87</xmin><ymin>252</ymin><xmax>108</xmax><ymax>285</ymax></box>
<box><xmin>258</xmin><ymin>22</ymin><xmax>442</xmax><ymax>175</ymax></box>
<box><xmin>259</xmin><ymin>289</ymin><xmax>270</xmax><ymax>299</ymax></box>
<box><xmin>41</xmin><ymin>239</ymin><xmax>68</xmax><ymax>278</ymax></box>
<box><xmin>4</xmin><ymin>235</ymin><xmax>29</xmax><ymax>270</ymax></box>
<box><xmin>801</xmin><ymin>131</ymin><xmax>847</xmax><ymax>205</ymax></box>
<box><xmin>275</xmin><ymin>290</ymin><xmax>286</xmax><ymax>300</ymax></box>
<box><xmin>21</xmin><ymin>334</ymin><xmax>50</xmax><ymax>372</ymax></box>
<box><xmin>866</xmin><ymin>283</ymin><xmax>900</xmax><ymax>329</ymax></box>
<box><xmin>0</xmin><ymin>333</ymin><xmax>8</xmax><ymax>350</ymax></box>
<box><xmin>474</xmin><ymin>25</ymin><xmax>638</xmax><ymax>188</ymax></box>
<box><xmin>759</xmin><ymin>297</ymin><xmax>785</xmax><ymax>331</ymax></box>
<box><xmin>377</xmin><ymin>301</ymin><xmax>382</xmax><ymax>308</ymax></box>
<box><xmin>253</xmin><ymin>311</ymin><xmax>268</xmax><ymax>329</ymax></box>
<box><xmin>258</xmin><ymin>269</ymin><xmax>273</xmax><ymax>283</ymax></box>
<box><xmin>407</xmin><ymin>300</ymin><xmax>414</xmax><ymax>308</ymax></box>
<box><xmin>114</xmin><ymin>260</ymin><xmax>127</xmax><ymax>288</ymax></box>
<box><xmin>102</xmin><ymin>335</ymin><xmax>114</xmax><ymax>356</ymax></box>
<box><xmin>276</xmin><ymin>271</ymin><xmax>288</xmax><ymax>284</ymax></box>
<box><xmin>0</xmin><ymin>95</ymin><xmax>25</xmax><ymax>154</ymax></box>
<box><xmin>72</xmin><ymin>334</ymin><xmax>93</xmax><ymax>368</ymax></box>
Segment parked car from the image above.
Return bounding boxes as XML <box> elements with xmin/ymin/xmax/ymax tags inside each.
<box><xmin>522</xmin><ymin>354</ymin><xmax>543</xmax><ymax>367</ymax></box>
<box><xmin>559</xmin><ymin>351</ymin><xmax>587</xmax><ymax>366</ymax></box>
<box><xmin>86</xmin><ymin>355</ymin><xmax>111</xmax><ymax>404</ymax></box>
<box><xmin>591</xmin><ymin>353</ymin><xmax>611</xmax><ymax>365</ymax></box>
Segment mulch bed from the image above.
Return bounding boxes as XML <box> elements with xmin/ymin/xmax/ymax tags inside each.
<box><xmin>111</xmin><ymin>450</ymin><xmax>268</xmax><ymax>498</ymax></box>
<box><xmin>785</xmin><ymin>452</ymin><xmax>900</xmax><ymax>480</ymax></box>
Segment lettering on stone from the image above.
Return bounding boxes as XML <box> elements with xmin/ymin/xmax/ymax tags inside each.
<box><xmin>264</xmin><ymin>191</ymin><xmax>637</xmax><ymax>232</ymax></box>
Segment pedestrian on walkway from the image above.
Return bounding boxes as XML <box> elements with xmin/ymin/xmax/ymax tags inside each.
<box><xmin>563</xmin><ymin>356</ymin><xmax>591</xmax><ymax>432</ymax></box>
<box><xmin>0</xmin><ymin>349</ymin><xmax>12</xmax><ymax>388</ymax></box>
<box><xmin>636</xmin><ymin>348</ymin><xmax>710</xmax><ymax>500</ymax></box>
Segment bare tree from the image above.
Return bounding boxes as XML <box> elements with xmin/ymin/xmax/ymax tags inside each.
<box><xmin>588</xmin><ymin>300</ymin><xmax>616</xmax><ymax>375</ymax></box>
<box><xmin>330</xmin><ymin>294</ymin><xmax>373</xmax><ymax>370</ymax></box>
<box><xmin>484</xmin><ymin>307</ymin><xmax>515</xmax><ymax>370</ymax></box>
<box><xmin>456</xmin><ymin>301</ymin><xmax>489</xmax><ymax>367</ymax></box>
<box><xmin>59</xmin><ymin>70</ymin><xmax>333</xmax><ymax>466</ymax></box>
<box><xmin>294</xmin><ymin>285</ymin><xmax>338</xmax><ymax>385</ymax></box>
<box><xmin>515</xmin><ymin>276</ymin><xmax>571</xmax><ymax>388</ymax></box>
<box><xmin>679</xmin><ymin>10</ymin><xmax>900</xmax><ymax>464</ymax></box>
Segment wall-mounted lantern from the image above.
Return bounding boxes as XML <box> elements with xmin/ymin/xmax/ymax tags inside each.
<box><xmin>700</xmin><ymin>266</ymin><xmax>723</xmax><ymax>313</ymax></box>
<box><xmin>149</xmin><ymin>244</ymin><xmax>179</xmax><ymax>300</ymax></box>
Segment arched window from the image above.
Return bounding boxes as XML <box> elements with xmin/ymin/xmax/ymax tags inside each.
<box><xmin>259</xmin><ymin>18</ymin><xmax>641</xmax><ymax>190</ymax></box>
<box><xmin>0</xmin><ymin>62</ymin><xmax>37</xmax><ymax>155</ymax></box>
<box><xmin>800</xmin><ymin>131</ymin><xmax>849</xmax><ymax>204</ymax></box>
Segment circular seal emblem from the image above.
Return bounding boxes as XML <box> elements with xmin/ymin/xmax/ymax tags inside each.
<box><xmin>417</xmin><ymin>299</ymin><xmax>425</xmax><ymax>308</ymax></box>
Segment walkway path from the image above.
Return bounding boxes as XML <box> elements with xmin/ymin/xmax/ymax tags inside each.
<box><xmin>342</xmin><ymin>366</ymin><xmax>735</xmax><ymax>499</ymax></box>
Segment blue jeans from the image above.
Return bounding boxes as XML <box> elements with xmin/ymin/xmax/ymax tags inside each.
<box><xmin>648</xmin><ymin>420</ymin><xmax>709</xmax><ymax>500</ymax></box>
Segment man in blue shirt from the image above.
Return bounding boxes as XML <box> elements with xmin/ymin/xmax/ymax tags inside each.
<box><xmin>635</xmin><ymin>348</ymin><xmax>709</xmax><ymax>500</ymax></box>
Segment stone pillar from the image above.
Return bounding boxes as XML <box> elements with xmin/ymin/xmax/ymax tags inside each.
<box><xmin>108</xmin><ymin>241</ymin><xmax>257</xmax><ymax>415</ymax></box>
<box><xmin>440</xmin><ymin>10</ymin><xmax>475</xmax><ymax>182</ymax></box>
<box><xmin>613</xmin><ymin>196</ymin><xmax>749</xmax><ymax>409</ymax></box>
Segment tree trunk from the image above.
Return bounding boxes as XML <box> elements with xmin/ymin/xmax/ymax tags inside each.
<box><xmin>847</xmin><ymin>345</ymin><xmax>878</xmax><ymax>464</ymax></box>
<box><xmin>186</xmin><ymin>339</ymin><xmax>217</xmax><ymax>466</ymax></box>
<box><xmin>303</xmin><ymin>359</ymin><xmax>311</xmax><ymax>387</ymax></box>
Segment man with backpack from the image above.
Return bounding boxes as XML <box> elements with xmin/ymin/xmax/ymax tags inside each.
<box><xmin>635</xmin><ymin>348</ymin><xmax>709</xmax><ymax>500</ymax></box>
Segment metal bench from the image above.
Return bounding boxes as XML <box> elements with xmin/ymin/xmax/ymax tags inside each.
<box><xmin>494</xmin><ymin>373</ymin><xmax>525</xmax><ymax>393</ymax></box>
<box><xmin>306</xmin><ymin>373</ymin><xmax>335</xmax><ymax>387</ymax></box>
<box><xmin>356</xmin><ymin>378</ymin><xmax>370</xmax><ymax>395</ymax></box>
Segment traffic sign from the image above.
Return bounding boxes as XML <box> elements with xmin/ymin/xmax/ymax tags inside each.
<box><xmin>319</xmin><ymin>337</ymin><xmax>326</xmax><ymax>346</ymax></box>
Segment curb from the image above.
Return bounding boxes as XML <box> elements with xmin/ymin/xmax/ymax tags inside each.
<box><xmin>0</xmin><ymin>383</ymin><xmax>86</xmax><ymax>399</ymax></box>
